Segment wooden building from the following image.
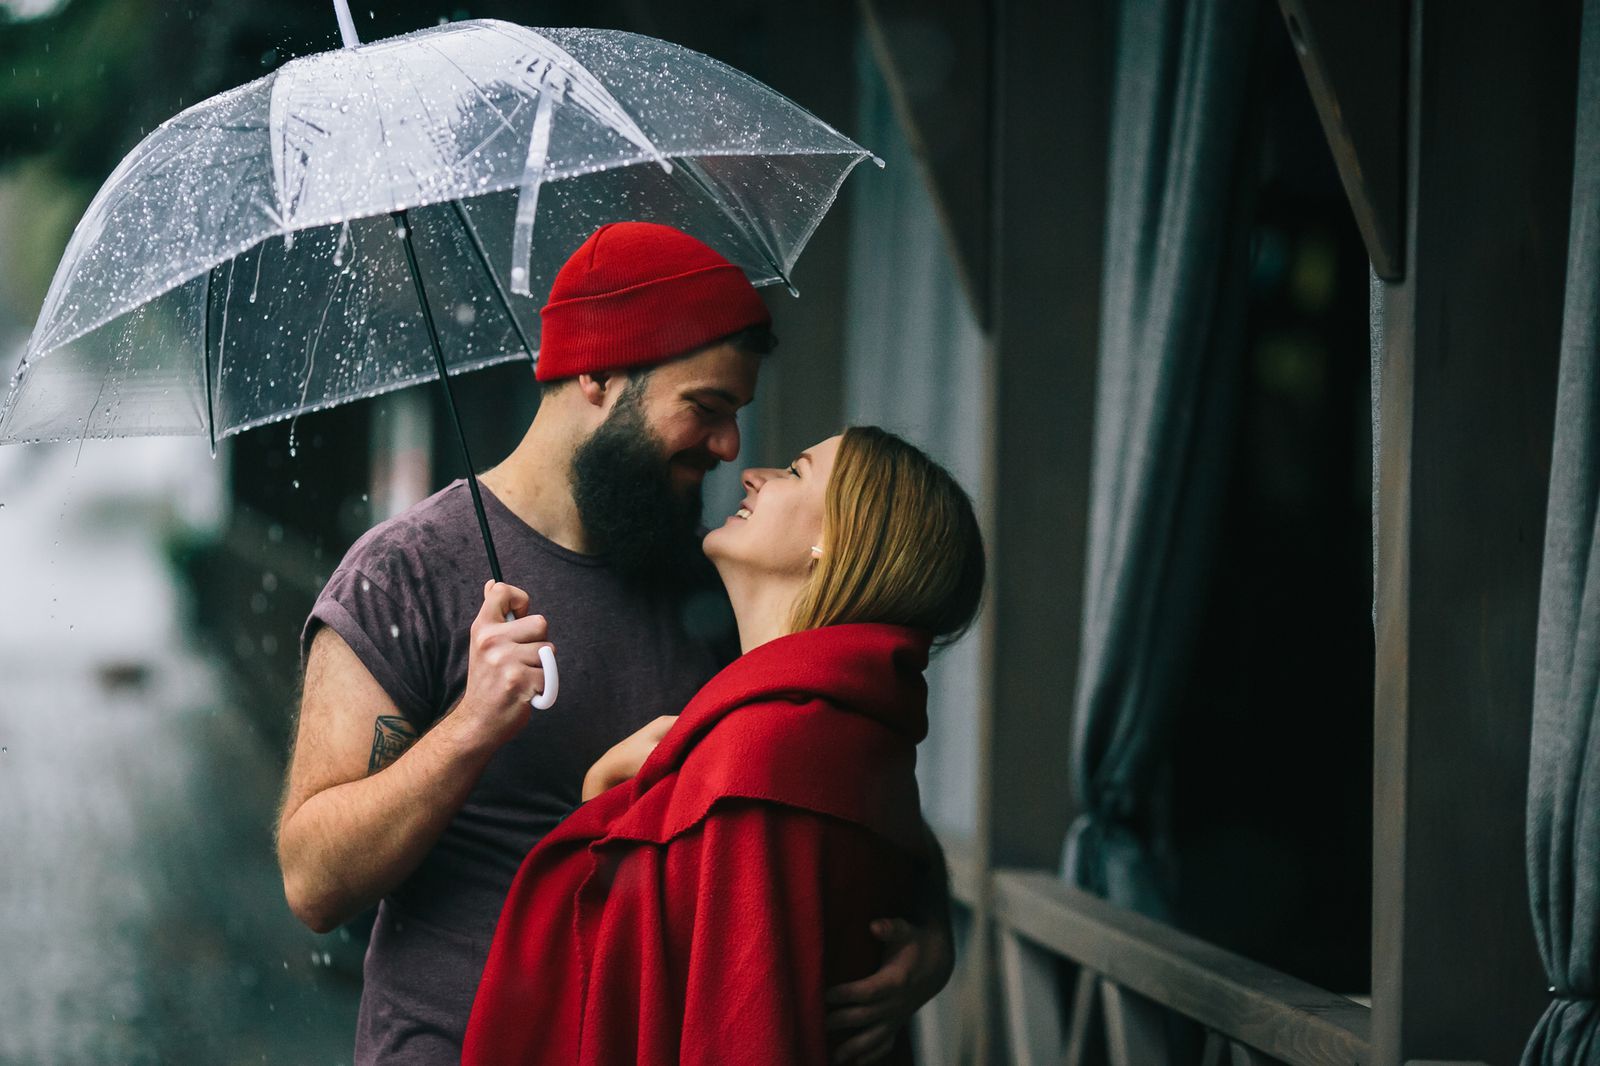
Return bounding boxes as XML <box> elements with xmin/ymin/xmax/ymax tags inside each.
<box><xmin>179</xmin><ymin>1</ymin><xmax>1589</xmax><ymax>1063</ymax></box>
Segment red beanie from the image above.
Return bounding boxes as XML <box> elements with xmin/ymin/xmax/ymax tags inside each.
<box><xmin>535</xmin><ymin>222</ymin><xmax>772</xmax><ymax>382</ymax></box>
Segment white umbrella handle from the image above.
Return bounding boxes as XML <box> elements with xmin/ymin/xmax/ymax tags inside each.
<box><xmin>505</xmin><ymin>610</ymin><xmax>560</xmax><ymax>709</ymax></box>
<box><xmin>332</xmin><ymin>0</ymin><xmax>361</xmax><ymax>48</ymax></box>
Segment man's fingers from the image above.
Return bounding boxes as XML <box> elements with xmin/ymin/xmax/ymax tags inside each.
<box><xmin>831</xmin><ymin>1024</ymin><xmax>895</xmax><ymax>1065</ymax></box>
<box><xmin>855</xmin><ymin>1036</ymin><xmax>898</xmax><ymax>1065</ymax></box>
<box><xmin>511</xmin><ymin>641</ymin><xmax>556</xmax><ymax>668</ymax></box>
<box><xmin>870</xmin><ymin>917</ymin><xmax>916</xmax><ymax>944</ymax></box>
<box><xmin>824</xmin><ymin>1001</ymin><xmax>897</xmax><ymax>1033</ymax></box>
<box><xmin>501</xmin><ymin>612</ymin><xmax>550</xmax><ymax>644</ymax></box>
<box><xmin>478</xmin><ymin>581</ymin><xmax>530</xmax><ymax>624</ymax></box>
<box><xmin>825</xmin><ymin>966</ymin><xmax>904</xmax><ymax>1006</ymax></box>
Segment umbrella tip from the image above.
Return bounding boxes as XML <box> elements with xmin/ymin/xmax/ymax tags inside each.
<box><xmin>332</xmin><ymin>0</ymin><xmax>362</xmax><ymax>48</ymax></box>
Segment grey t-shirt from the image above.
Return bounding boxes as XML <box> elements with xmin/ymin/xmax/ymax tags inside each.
<box><xmin>301</xmin><ymin>479</ymin><xmax>735</xmax><ymax>1066</ymax></box>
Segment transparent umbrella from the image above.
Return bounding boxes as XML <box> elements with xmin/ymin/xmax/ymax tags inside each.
<box><xmin>0</xmin><ymin>3</ymin><xmax>879</xmax><ymax>707</ymax></box>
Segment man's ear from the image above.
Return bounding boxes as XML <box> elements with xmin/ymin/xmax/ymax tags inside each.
<box><xmin>576</xmin><ymin>371</ymin><xmax>614</xmax><ymax>408</ymax></box>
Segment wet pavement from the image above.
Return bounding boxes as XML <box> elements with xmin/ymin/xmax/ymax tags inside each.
<box><xmin>0</xmin><ymin>439</ymin><xmax>361</xmax><ymax>1065</ymax></box>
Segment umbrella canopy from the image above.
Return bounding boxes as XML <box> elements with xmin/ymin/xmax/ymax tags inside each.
<box><xmin>0</xmin><ymin>18</ymin><xmax>878</xmax><ymax>447</ymax></box>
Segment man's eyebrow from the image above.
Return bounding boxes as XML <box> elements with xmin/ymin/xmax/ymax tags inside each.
<box><xmin>685</xmin><ymin>387</ymin><xmax>747</xmax><ymax>409</ymax></box>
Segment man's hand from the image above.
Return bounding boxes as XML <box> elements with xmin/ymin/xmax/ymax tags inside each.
<box><xmin>824</xmin><ymin>915</ymin><xmax>956</xmax><ymax>1064</ymax></box>
<box><xmin>582</xmin><ymin>715</ymin><xmax>678</xmax><ymax>801</ymax></box>
<box><xmin>458</xmin><ymin>581</ymin><xmax>554</xmax><ymax>747</ymax></box>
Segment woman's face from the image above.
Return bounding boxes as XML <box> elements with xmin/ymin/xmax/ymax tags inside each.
<box><xmin>703</xmin><ymin>434</ymin><xmax>842</xmax><ymax>578</ymax></box>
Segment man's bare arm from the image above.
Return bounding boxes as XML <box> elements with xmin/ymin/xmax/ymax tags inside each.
<box><xmin>276</xmin><ymin>582</ymin><xmax>551</xmax><ymax>933</ymax></box>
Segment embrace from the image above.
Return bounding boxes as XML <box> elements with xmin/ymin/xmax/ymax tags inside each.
<box><xmin>276</xmin><ymin>222</ymin><xmax>986</xmax><ymax>1065</ymax></box>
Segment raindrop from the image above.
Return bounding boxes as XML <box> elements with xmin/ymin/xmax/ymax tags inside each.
<box><xmin>389</xmin><ymin>624</ymin><xmax>400</xmax><ymax>638</ymax></box>
<box><xmin>1</xmin><ymin>747</ymin><xmax>7</xmax><ymax>754</ymax></box>
<box><xmin>292</xmin><ymin>479</ymin><xmax>301</xmax><ymax>490</ymax></box>
<box><xmin>262</xmin><ymin>572</ymin><xmax>278</xmax><ymax>592</ymax></box>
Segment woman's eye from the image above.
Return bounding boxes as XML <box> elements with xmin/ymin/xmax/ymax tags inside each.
<box><xmin>787</xmin><ymin>464</ymin><xmax>800</xmax><ymax>478</ymax></box>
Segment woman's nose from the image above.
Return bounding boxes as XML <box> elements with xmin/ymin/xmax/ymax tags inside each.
<box><xmin>742</xmin><ymin>468</ymin><xmax>778</xmax><ymax>492</ymax></box>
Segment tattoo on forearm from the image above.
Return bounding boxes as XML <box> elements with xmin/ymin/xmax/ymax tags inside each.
<box><xmin>368</xmin><ymin>715</ymin><xmax>418</xmax><ymax>774</ymax></box>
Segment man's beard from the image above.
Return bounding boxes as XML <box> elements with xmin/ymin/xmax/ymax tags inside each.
<box><xmin>570</xmin><ymin>391</ymin><xmax>713</xmax><ymax>594</ymax></box>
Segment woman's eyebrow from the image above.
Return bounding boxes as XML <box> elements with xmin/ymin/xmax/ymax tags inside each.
<box><xmin>797</xmin><ymin>452</ymin><xmax>813</xmax><ymax>468</ymax></box>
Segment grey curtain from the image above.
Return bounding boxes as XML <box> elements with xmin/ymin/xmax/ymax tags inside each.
<box><xmin>844</xmin><ymin>37</ymin><xmax>988</xmax><ymax>838</ymax></box>
<box><xmin>1061</xmin><ymin>0</ymin><xmax>1258</xmax><ymax>915</ymax></box>
<box><xmin>1524</xmin><ymin>1</ymin><xmax>1600</xmax><ymax>1060</ymax></box>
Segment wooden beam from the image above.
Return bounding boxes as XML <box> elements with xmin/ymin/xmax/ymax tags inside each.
<box><xmin>976</xmin><ymin>0</ymin><xmax>1111</xmax><ymax>1061</ymax></box>
<box><xmin>858</xmin><ymin>0</ymin><xmax>992</xmax><ymax>325</ymax></box>
<box><xmin>993</xmin><ymin>871</ymin><xmax>1372</xmax><ymax>1066</ymax></box>
<box><xmin>999</xmin><ymin>926</ymin><xmax>1067</xmax><ymax>1066</ymax></box>
<box><xmin>1369</xmin><ymin>0</ymin><xmax>1577</xmax><ymax>1062</ymax></box>
<box><xmin>1101</xmin><ymin>980</ymin><xmax>1171</xmax><ymax>1066</ymax></box>
<box><xmin>1276</xmin><ymin>0</ymin><xmax>1406</xmax><ymax>279</ymax></box>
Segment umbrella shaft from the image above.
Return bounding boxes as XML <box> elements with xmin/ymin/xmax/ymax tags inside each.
<box><xmin>392</xmin><ymin>209</ymin><xmax>505</xmax><ymax>584</ymax></box>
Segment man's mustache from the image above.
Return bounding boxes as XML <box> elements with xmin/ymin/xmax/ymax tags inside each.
<box><xmin>670</xmin><ymin>450</ymin><xmax>720</xmax><ymax>472</ymax></box>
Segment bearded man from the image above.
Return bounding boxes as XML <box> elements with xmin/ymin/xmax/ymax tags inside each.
<box><xmin>275</xmin><ymin>222</ymin><xmax>953</xmax><ymax>1066</ymax></box>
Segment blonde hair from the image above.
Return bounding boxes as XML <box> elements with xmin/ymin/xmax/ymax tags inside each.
<box><xmin>788</xmin><ymin>426</ymin><xmax>985</xmax><ymax>645</ymax></box>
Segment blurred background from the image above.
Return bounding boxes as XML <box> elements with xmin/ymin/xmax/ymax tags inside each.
<box><xmin>6</xmin><ymin>0</ymin><xmax>1556</xmax><ymax>1063</ymax></box>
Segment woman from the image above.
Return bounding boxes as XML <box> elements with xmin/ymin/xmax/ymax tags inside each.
<box><xmin>462</xmin><ymin>426</ymin><xmax>985</xmax><ymax>1066</ymax></box>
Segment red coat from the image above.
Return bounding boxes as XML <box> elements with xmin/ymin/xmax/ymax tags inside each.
<box><xmin>462</xmin><ymin>623</ymin><xmax>932</xmax><ymax>1066</ymax></box>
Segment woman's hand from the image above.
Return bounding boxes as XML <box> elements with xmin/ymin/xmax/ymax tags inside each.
<box><xmin>581</xmin><ymin>715</ymin><xmax>678</xmax><ymax>801</ymax></box>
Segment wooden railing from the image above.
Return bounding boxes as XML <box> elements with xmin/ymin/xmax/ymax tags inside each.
<box><xmin>921</xmin><ymin>835</ymin><xmax>1378</xmax><ymax>1066</ymax></box>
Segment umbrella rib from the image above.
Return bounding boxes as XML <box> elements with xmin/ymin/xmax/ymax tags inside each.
<box><xmin>202</xmin><ymin>266</ymin><xmax>217</xmax><ymax>456</ymax></box>
<box><xmin>676</xmin><ymin>158</ymin><xmax>796</xmax><ymax>293</ymax></box>
<box><xmin>448</xmin><ymin>200</ymin><xmax>537</xmax><ymax>366</ymax></box>
<box><xmin>423</xmin><ymin>40</ymin><xmax>520</xmax><ymax>140</ymax></box>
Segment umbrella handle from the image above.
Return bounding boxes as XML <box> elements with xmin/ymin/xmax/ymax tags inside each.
<box><xmin>504</xmin><ymin>610</ymin><xmax>560</xmax><ymax>709</ymax></box>
<box><xmin>533</xmin><ymin>645</ymin><xmax>560</xmax><ymax>710</ymax></box>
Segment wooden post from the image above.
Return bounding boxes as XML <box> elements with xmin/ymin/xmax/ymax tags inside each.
<box><xmin>1370</xmin><ymin>1</ymin><xmax>1578</xmax><ymax>1062</ymax></box>
<box><xmin>979</xmin><ymin>0</ymin><xmax>1111</xmax><ymax>1061</ymax></box>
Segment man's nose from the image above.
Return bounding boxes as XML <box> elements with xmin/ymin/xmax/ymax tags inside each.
<box><xmin>707</xmin><ymin>420</ymin><xmax>741</xmax><ymax>464</ymax></box>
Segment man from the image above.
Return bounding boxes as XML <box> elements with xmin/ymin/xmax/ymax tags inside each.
<box><xmin>277</xmin><ymin>222</ymin><xmax>953</xmax><ymax>1065</ymax></box>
